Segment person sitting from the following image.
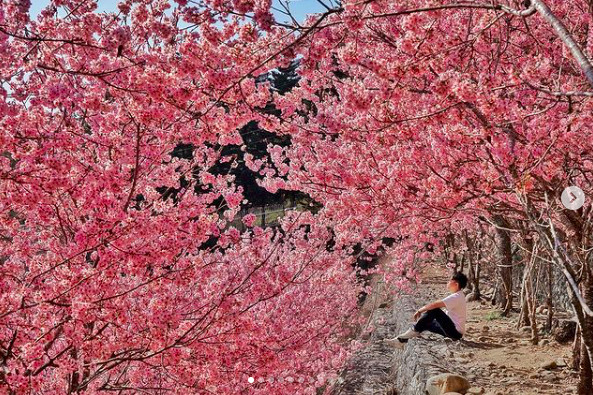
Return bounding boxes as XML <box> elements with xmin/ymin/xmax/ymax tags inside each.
<box><xmin>384</xmin><ymin>271</ymin><xmax>468</xmax><ymax>348</ymax></box>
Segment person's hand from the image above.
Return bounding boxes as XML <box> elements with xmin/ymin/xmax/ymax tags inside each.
<box><xmin>413</xmin><ymin>310</ymin><xmax>422</xmax><ymax>321</ymax></box>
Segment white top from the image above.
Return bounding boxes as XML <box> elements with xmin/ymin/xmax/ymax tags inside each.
<box><xmin>442</xmin><ymin>291</ymin><xmax>467</xmax><ymax>334</ymax></box>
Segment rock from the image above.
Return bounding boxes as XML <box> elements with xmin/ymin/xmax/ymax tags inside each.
<box><xmin>467</xmin><ymin>387</ymin><xmax>485</xmax><ymax>395</ymax></box>
<box><xmin>556</xmin><ymin>358</ymin><xmax>567</xmax><ymax>367</ymax></box>
<box><xmin>553</xmin><ymin>319</ymin><xmax>577</xmax><ymax>344</ymax></box>
<box><xmin>505</xmin><ymin>379</ymin><xmax>519</xmax><ymax>384</ymax></box>
<box><xmin>539</xmin><ymin>370</ymin><xmax>555</xmax><ymax>380</ymax></box>
<box><xmin>426</xmin><ymin>373</ymin><xmax>470</xmax><ymax>395</ymax></box>
<box><xmin>540</xmin><ymin>360</ymin><xmax>557</xmax><ymax>370</ymax></box>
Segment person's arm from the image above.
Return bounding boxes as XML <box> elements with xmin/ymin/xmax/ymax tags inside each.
<box><xmin>413</xmin><ymin>300</ymin><xmax>446</xmax><ymax>320</ymax></box>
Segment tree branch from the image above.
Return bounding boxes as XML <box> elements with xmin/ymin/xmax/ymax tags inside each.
<box><xmin>531</xmin><ymin>0</ymin><xmax>593</xmax><ymax>88</ymax></box>
<box><xmin>123</xmin><ymin>124</ymin><xmax>142</xmax><ymax>213</ymax></box>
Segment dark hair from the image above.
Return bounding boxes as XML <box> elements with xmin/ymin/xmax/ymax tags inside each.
<box><xmin>451</xmin><ymin>272</ymin><xmax>468</xmax><ymax>289</ymax></box>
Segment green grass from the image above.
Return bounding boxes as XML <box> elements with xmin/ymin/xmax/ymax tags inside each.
<box><xmin>485</xmin><ymin>311</ymin><xmax>503</xmax><ymax>321</ymax></box>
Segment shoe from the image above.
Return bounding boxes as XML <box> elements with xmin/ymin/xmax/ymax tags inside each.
<box><xmin>397</xmin><ymin>327</ymin><xmax>421</xmax><ymax>340</ymax></box>
<box><xmin>382</xmin><ymin>337</ymin><xmax>406</xmax><ymax>349</ymax></box>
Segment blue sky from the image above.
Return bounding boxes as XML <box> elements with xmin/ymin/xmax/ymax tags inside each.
<box><xmin>29</xmin><ymin>0</ymin><xmax>333</xmax><ymax>24</ymax></box>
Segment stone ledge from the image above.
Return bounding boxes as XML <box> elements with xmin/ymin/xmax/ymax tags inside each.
<box><xmin>389</xmin><ymin>289</ymin><xmax>461</xmax><ymax>395</ymax></box>
<box><xmin>332</xmin><ymin>280</ymin><xmax>466</xmax><ymax>395</ymax></box>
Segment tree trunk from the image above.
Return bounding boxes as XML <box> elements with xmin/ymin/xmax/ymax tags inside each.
<box><xmin>577</xmin><ymin>271</ymin><xmax>593</xmax><ymax>393</ymax></box>
<box><xmin>578</xmin><ymin>338</ymin><xmax>592</xmax><ymax>395</ymax></box>
<box><xmin>566</xmin><ymin>264</ymin><xmax>593</xmax><ymax>393</ymax></box>
<box><xmin>492</xmin><ymin>215</ymin><xmax>513</xmax><ymax>315</ymax></box>
<box><xmin>574</xmin><ymin>324</ymin><xmax>582</xmax><ymax>371</ymax></box>
<box><xmin>464</xmin><ymin>231</ymin><xmax>481</xmax><ymax>301</ymax></box>
<box><xmin>527</xmin><ymin>265</ymin><xmax>539</xmax><ymax>345</ymax></box>
<box><xmin>473</xmin><ymin>237</ymin><xmax>482</xmax><ymax>299</ymax></box>
<box><xmin>518</xmin><ymin>237</ymin><xmax>534</xmax><ymax>328</ymax></box>
<box><xmin>520</xmin><ymin>240</ymin><xmax>539</xmax><ymax>344</ymax></box>
<box><xmin>518</xmin><ymin>269</ymin><xmax>531</xmax><ymax>329</ymax></box>
<box><xmin>546</xmin><ymin>259</ymin><xmax>554</xmax><ymax>332</ymax></box>
<box><xmin>474</xmin><ymin>258</ymin><xmax>481</xmax><ymax>297</ymax></box>
<box><xmin>467</xmin><ymin>255</ymin><xmax>475</xmax><ymax>293</ymax></box>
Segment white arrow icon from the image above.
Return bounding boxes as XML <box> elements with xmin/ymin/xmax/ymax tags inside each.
<box><xmin>561</xmin><ymin>186</ymin><xmax>585</xmax><ymax>210</ymax></box>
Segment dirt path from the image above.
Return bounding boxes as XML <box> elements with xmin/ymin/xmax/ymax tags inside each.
<box><xmin>456</xmin><ymin>315</ymin><xmax>577</xmax><ymax>394</ymax></box>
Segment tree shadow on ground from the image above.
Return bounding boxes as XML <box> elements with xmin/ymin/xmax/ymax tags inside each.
<box><xmin>456</xmin><ymin>339</ymin><xmax>504</xmax><ymax>350</ymax></box>
<box><xmin>420</xmin><ymin>338</ymin><xmax>504</xmax><ymax>350</ymax></box>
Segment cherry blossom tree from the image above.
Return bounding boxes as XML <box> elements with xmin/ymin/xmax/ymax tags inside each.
<box><xmin>0</xmin><ymin>1</ymin><xmax>365</xmax><ymax>393</ymax></box>
<box><xmin>3</xmin><ymin>0</ymin><xmax>593</xmax><ymax>393</ymax></box>
<box><xmin>266</xmin><ymin>0</ymin><xmax>593</xmax><ymax>391</ymax></box>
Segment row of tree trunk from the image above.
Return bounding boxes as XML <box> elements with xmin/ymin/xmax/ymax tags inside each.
<box><xmin>441</xmin><ymin>209</ymin><xmax>593</xmax><ymax>393</ymax></box>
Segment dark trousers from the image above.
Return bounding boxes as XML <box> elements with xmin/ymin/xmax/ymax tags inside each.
<box><xmin>413</xmin><ymin>308</ymin><xmax>462</xmax><ymax>340</ymax></box>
